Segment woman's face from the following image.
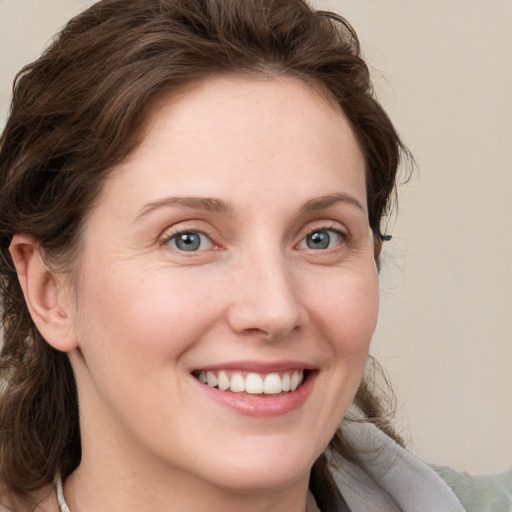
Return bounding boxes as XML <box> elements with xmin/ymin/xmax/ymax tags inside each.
<box><xmin>66</xmin><ymin>77</ymin><xmax>378</xmax><ymax>495</ymax></box>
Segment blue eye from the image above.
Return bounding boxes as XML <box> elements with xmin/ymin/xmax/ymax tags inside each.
<box><xmin>299</xmin><ymin>229</ymin><xmax>344</xmax><ymax>250</ymax></box>
<box><xmin>167</xmin><ymin>231</ymin><xmax>213</xmax><ymax>252</ymax></box>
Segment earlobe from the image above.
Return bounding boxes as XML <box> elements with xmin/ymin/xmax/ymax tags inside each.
<box><xmin>9</xmin><ymin>234</ymin><xmax>78</xmax><ymax>353</ymax></box>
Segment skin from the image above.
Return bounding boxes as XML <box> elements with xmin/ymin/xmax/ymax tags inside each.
<box><xmin>11</xmin><ymin>76</ymin><xmax>378</xmax><ymax>512</ymax></box>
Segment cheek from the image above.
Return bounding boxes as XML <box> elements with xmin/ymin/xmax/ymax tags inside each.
<box><xmin>307</xmin><ymin>266</ymin><xmax>379</xmax><ymax>358</ymax></box>
<box><xmin>74</xmin><ymin>263</ymin><xmax>224</xmax><ymax>371</ymax></box>
<box><xmin>300</xmin><ymin>266</ymin><xmax>379</xmax><ymax>449</ymax></box>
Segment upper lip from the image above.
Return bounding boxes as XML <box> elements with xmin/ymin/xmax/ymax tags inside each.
<box><xmin>190</xmin><ymin>360</ymin><xmax>317</xmax><ymax>373</ymax></box>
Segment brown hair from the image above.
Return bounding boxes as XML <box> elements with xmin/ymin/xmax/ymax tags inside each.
<box><xmin>0</xmin><ymin>0</ymin><xmax>408</xmax><ymax>509</ymax></box>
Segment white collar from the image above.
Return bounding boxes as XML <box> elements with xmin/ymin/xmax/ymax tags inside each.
<box><xmin>55</xmin><ymin>476</ymin><xmax>70</xmax><ymax>512</ymax></box>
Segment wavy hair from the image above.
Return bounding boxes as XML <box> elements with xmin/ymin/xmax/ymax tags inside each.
<box><xmin>0</xmin><ymin>1</ymin><xmax>408</xmax><ymax>510</ymax></box>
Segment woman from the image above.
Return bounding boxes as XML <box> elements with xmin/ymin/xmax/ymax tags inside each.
<box><xmin>0</xmin><ymin>0</ymin><xmax>467</xmax><ymax>510</ymax></box>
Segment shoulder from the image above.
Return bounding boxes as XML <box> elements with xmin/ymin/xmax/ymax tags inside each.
<box><xmin>432</xmin><ymin>465</ymin><xmax>512</xmax><ymax>512</ymax></box>
<box><xmin>330</xmin><ymin>417</ymin><xmax>466</xmax><ymax>511</ymax></box>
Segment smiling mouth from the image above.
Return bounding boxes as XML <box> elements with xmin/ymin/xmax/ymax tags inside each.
<box><xmin>193</xmin><ymin>369</ymin><xmax>309</xmax><ymax>395</ymax></box>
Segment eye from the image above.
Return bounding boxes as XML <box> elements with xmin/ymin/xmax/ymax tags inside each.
<box><xmin>166</xmin><ymin>231</ymin><xmax>214</xmax><ymax>252</ymax></box>
<box><xmin>298</xmin><ymin>228</ymin><xmax>345</xmax><ymax>250</ymax></box>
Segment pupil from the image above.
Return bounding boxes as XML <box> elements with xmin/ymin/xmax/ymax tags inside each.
<box><xmin>176</xmin><ymin>233</ymin><xmax>200</xmax><ymax>251</ymax></box>
<box><xmin>307</xmin><ymin>231</ymin><xmax>330</xmax><ymax>249</ymax></box>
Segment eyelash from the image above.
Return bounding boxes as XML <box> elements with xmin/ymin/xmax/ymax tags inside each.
<box><xmin>297</xmin><ymin>225</ymin><xmax>348</xmax><ymax>251</ymax></box>
<box><xmin>161</xmin><ymin>226</ymin><xmax>217</xmax><ymax>253</ymax></box>
<box><xmin>161</xmin><ymin>223</ymin><xmax>348</xmax><ymax>255</ymax></box>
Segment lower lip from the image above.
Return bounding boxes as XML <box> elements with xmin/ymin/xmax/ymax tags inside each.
<box><xmin>194</xmin><ymin>372</ymin><xmax>317</xmax><ymax>418</ymax></box>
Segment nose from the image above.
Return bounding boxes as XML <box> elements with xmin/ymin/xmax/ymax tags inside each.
<box><xmin>226</xmin><ymin>251</ymin><xmax>306</xmax><ymax>341</ymax></box>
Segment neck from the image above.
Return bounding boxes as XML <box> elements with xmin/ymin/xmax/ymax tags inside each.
<box><xmin>64</xmin><ymin>462</ymin><xmax>310</xmax><ymax>512</ymax></box>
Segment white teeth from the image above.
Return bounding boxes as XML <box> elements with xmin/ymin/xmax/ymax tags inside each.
<box><xmin>245</xmin><ymin>373</ymin><xmax>264</xmax><ymax>394</ymax></box>
<box><xmin>218</xmin><ymin>370</ymin><xmax>230</xmax><ymax>391</ymax></box>
<box><xmin>206</xmin><ymin>371</ymin><xmax>218</xmax><ymax>387</ymax></box>
<box><xmin>263</xmin><ymin>373</ymin><xmax>282</xmax><ymax>394</ymax></box>
<box><xmin>230</xmin><ymin>372</ymin><xmax>245</xmax><ymax>392</ymax></box>
<box><xmin>281</xmin><ymin>373</ymin><xmax>291</xmax><ymax>392</ymax></box>
<box><xmin>290</xmin><ymin>371</ymin><xmax>300</xmax><ymax>391</ymax></box>
<box><xmin>197</xmin><ymin>369</ymin><xmax>306</xmax><ymax>394</ymax></box>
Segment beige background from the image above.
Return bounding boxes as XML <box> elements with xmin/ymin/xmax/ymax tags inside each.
<box><xmin>1</xmin><ymin>1</ymin><xmax>511</xmax><ymax>474</ymax></box>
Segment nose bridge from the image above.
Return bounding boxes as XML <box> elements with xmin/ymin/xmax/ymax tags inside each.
<box><xmin>228</xmin><ymin>242</ymin><xmax>304</xmax><ymax>340</ymax></box>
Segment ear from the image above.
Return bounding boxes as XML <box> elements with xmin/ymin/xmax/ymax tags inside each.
<box><xmin>9</xmin><ymin>234</ymin><xmax>78</xmax><ymax>352</ymax></box>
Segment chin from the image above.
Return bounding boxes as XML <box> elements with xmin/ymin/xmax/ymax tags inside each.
<box><xmin>195</xmin><ymin>434</ymin><xmax>324</xmax><ymax>494</ymax></box>
<box><xmin>210</xmin><ymin>460</ymin><xmax>311</xmax><ymax>495</ymax></box>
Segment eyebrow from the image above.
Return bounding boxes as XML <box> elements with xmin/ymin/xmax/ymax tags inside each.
<box><xmin>136</xmin><ymin>192</ymin><xmax>365</xmax><ymax>220</ymax></box>
<box><xmin>136</xmin><ymin>196</ymin><xmax>234</xmax><ymax>219</ymax></box>
<box><xmin>300</xmin><ymin>193</ymin><xmax>366</xmax><ymax>214</ymax></box>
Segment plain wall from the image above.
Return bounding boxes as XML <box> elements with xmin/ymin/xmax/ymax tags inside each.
<box><xmin>1</xmin><ymin>0</ymin><xmax>511</xmax><ymax>474</ymax></box>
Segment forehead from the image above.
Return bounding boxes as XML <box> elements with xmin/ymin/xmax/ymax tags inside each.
<box><xmin>141</xmin><ymin>75</ymin><xmax>357</xmax><ymax>155</ymax></box>
<box><xmin>101</xmin><ymin>76</ymin><xmax>366</xmax><ymax>214</ymax></box>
